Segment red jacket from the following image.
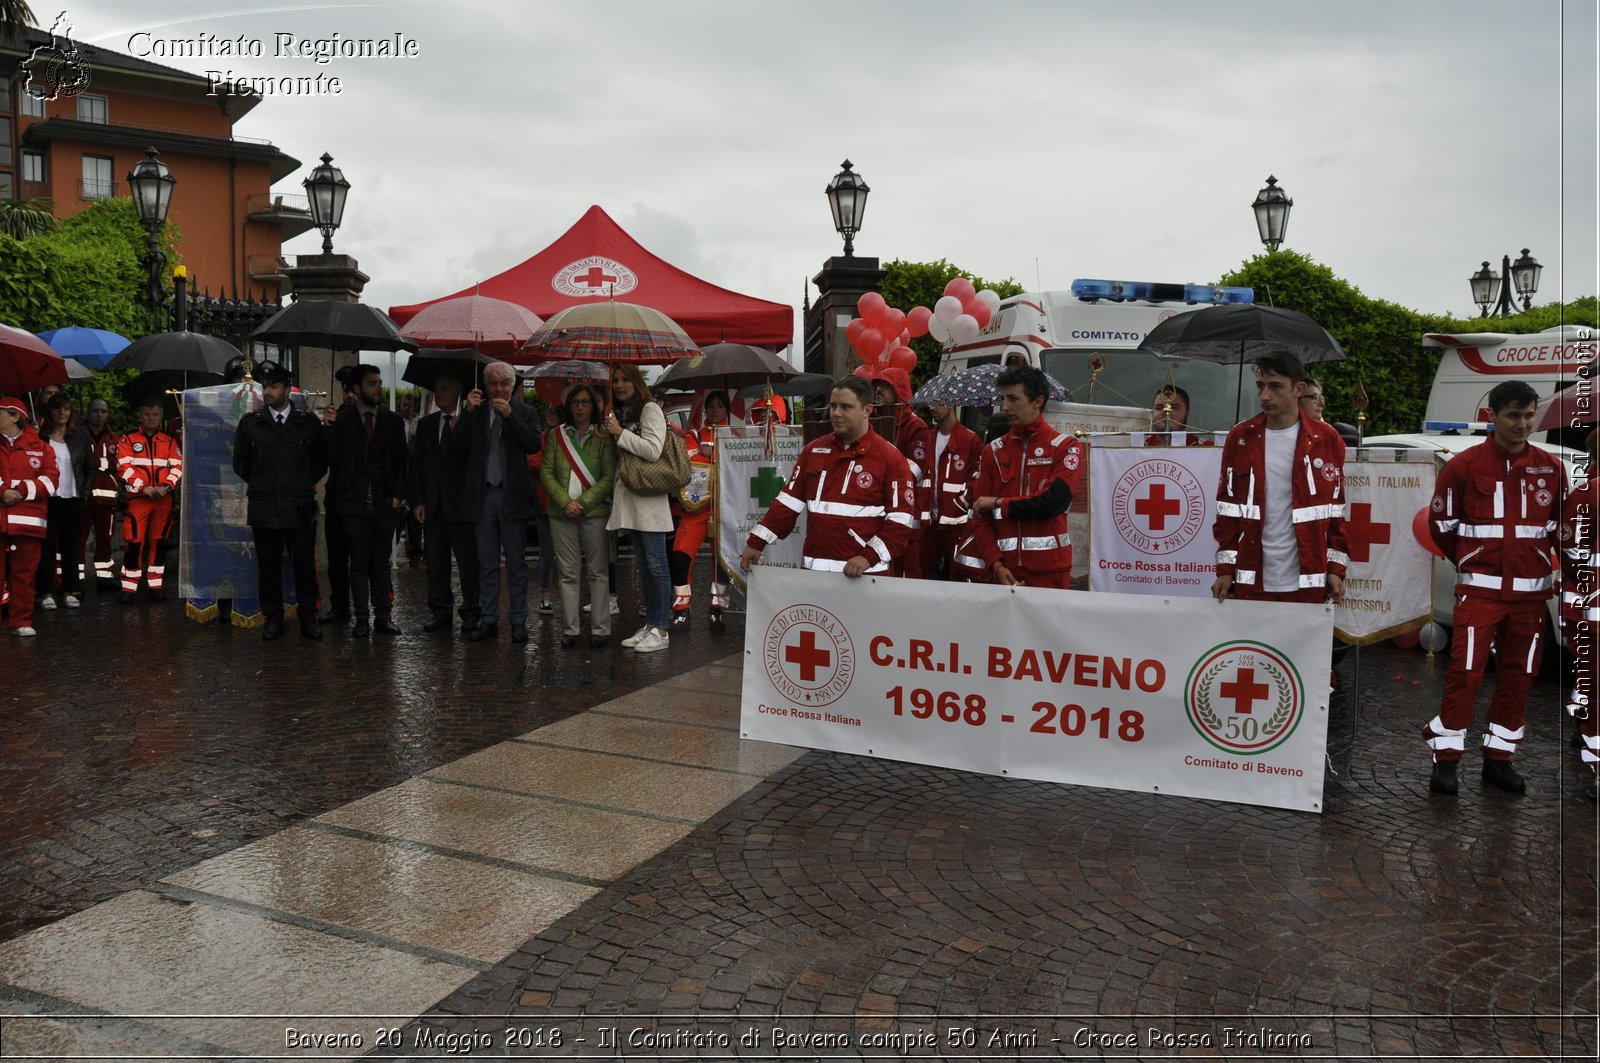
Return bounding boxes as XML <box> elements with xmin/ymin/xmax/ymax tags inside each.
<box><xmin>117</xmin><ymin>428</ymin><xmax>183</xmax><ymax>495</ymax></box>
<box><xmin>747</xmin><ymin>425</ymin><xmax>915</xmax><ymax>573</ymax></box>
<box><xmin>0</xmin><ymin>426</ymin><xmax>58</xmax><ymax>539</ymax></box>
<box><xmin>1213</xmin><ymin>409</ymin><xmax>1348</xmax><ymax>597</ymax></box>
<box><xmin>1559</xmin><ymin>476</ymin><xmax>1596</xmax><ymax>623</ymax></box>
<box><xmin>1430</xmin><ymin>435</ymin><xmax>1564</xmax><ymax>602</ymax></box>
<box><xmin>966</xmin><ymin>416</ymin><xmax>1085</xmax><ymax>575</ymax></box>
<box><xmin>931</xmin><ymin>421</ymin><xmax>985</xmax><ymax>525</ymax></box>
<box><xmin>891</xmin><ymin>406</ymin><xmax>934</xmax><ymax>530</ymax></box>
<box><xmin>88</xmin><ymin>424</ymin><xmax>122</xmax><ymax>502</ymax></box>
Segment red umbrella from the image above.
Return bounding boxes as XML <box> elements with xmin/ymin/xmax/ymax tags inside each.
<box><xmin>0</xmin><ymin>322</ymin><xmax>69</xmax><ymax>394</ymax></box>
<box><xmin>1536</xmin><ymin>378</ymin><xmax>1597</xmax><ymax>431</ymax></box>
<box><xmin>399</xmin><ymin>294</ymin><xmax>543</xmax><ymax>354</ymax></box>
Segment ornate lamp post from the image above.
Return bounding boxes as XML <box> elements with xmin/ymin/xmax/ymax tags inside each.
<box><xmin>126</xmin><ymin>147</ymin><xmax>175</xmax><ymax>327</ymax></box>
<box><xmin>825</xmin><ymin>159</ymin><xmax>870</xmax><ymax>257</ymax></box>
<box><xmin>1251</xmin><ymin>175</ymin><xmax>1292</xmax><ymax>251</ymax></box>
<box><xmin>1470</xmin><ymin>249</ymin><xmax>1542</xmax><ymax>317</ymax></box>
<box><xmin>303</xmin><ymin>151</ymin><xmax>350</xmax><ymax>255</ymax></box>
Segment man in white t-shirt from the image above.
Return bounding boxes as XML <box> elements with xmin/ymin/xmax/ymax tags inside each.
<box><xmin>1211</xmin><ymin>350</ymin><xmax>1348</xmax><ymax>605</ymax></box>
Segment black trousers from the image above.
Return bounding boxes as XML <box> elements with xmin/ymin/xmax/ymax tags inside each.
<box><xmin>38</xmin><ymin>496</ymin><xmax>86</xmax><ymax>597</ymax></box>
<box><xmin>343</xmin><ymin>509</ymin><xmax>398</xmax><ymax>619</ymax></box>
<box><xmin>253</xmin><ymin>524</ymin><xmax>319</xmax><ymax>623</ymax></box>
<box><xmin>324</xmin><ymin>505</ymin><xmax>349</xmax><ymax>612</ymax></box>
<box><xmin>425</xmin><ymin>518</ymin><xmax>481</xmax><ymax>624</ymax></box>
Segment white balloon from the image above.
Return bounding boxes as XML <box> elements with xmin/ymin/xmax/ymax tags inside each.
<box><xmin>927</xmin><ymin>316</ymin><xmax>953</xmax><ymax>344</ymax></box>
<box><xmin>951</xmin><ymin>314</ymin><xmax>981</xmax><ymax>343</ymax></box>
<box><xmin>934</xmin><ymin>295</ymin><xmax>964</xmax><ymax>326</ymax></box>
<box><xmin>976</xmin><ymin>289</ymin><xmax>1001</xmax><ymax>313</ymax></box>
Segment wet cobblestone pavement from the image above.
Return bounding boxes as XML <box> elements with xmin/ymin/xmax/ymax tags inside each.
<box><xmin>0</xmin><ymin>562</ymin><xmax>1596</xmax><ymax>1060</ymax></box>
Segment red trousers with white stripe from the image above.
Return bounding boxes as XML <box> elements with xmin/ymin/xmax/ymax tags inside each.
<box><xmin>1425</xmin><ymin>597</ymin><xmax>1547</xmax><ymax>763</ymax></box>
<box><xmin>2</xmin><ymin>535</ymin><xmax>42</xmax><ymax>630</ymax></box>
<box><xmin>121</xmin><ymin>495</ymin><xmax>174</xmax><ymax>593</ymax></box>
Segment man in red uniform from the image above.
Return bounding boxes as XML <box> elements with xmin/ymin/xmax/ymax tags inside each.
<box><xmin>964</xmin><ymin>365</ymin><xmax>1084</xmax><ymax>590</ymax></box>
<box><xmin>116</xmin><ymin>395</ymin><xmax>183</xmax><ymax>602</ymax></box>
<box><xmin>1559</xmin><ymin>429</ymin><xmax>1598</xmax><ymax>800</ymax></box>
<box><xmin>739</xmin><ymin>376</ymin><xmax>914</xmax><ymax>578</ymax></box>
<box><xmin>917</xmin><ymin>402</ymin><xmax>983</xmax><ymax>580</ymax></box>
<box><xmin>0</xmin><ymin>397</ymin><xmax>57</xmax><ymax>636</ymax></box>
<box><xmin>79</xmin><ymin>398</ymin><xmax>121</xmax><ymax>589</ymax></box>
<box><xmin>1424</xmin><ymin>379</ymin><xmax>1565</xmax><ymax>796</ymax></box>
<box><xmin>1211</xmin><ymin>351</ymin><xmax>1348</xmax><ymax>605</ymax></box>
<box><xmin>873</xmin><ymin>368</ymin><xmax>934</xmax><ymax>577</ymax></box>
<box><xmin>671</xmin><ymin>390</ymin><xmax>732</xmax><ymax>629</ymax></box>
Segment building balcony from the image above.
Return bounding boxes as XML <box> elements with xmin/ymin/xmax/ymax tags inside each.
<box><xmin>247</xmin><ymin>253</ymin><xmax>293</xmax><ymax>284</ymax></box>
<box><xmin>79</xmin><ymin>178</ymin><xmax>119</xmax><ymax>201</ymax></box>
<box><xmin>245</xmin><ymin>191</ymin><xmax>315</xmax><ymax>240</ymax></box>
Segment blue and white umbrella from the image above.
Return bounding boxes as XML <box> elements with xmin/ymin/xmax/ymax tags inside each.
<box><xmin>910</xmin><ymin>362</ymin><xmax>1071</xmax><ymax>407</ymax></box>
<box><xmin>36</xmin><ymin>326</ymin><xmax>130</xmax><ymax>369</ymax></box>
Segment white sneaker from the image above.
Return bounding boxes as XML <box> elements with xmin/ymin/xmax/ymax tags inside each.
<box><xmin>65</xmin><ymin>594</ymin><xmax>81</xmax><ymax>608</ymax></box>
<box><xmin>620</xmin><ymin>624</ymin><xmax>652</xmax><ymax>648</ymax></box>
<box><xmin>632</xmin><ymin>628</ymin><xmax>669</xmax><ymax>653</ymax></box>
<box><xmin>39</xmin><ymin>596</ymin><xmax>57</xmax><ymax>611</ymax></box>
<box><xmin>12</xmin><ymin>626</ymin><xmax>36</xmax><ymax>637</ymax></box>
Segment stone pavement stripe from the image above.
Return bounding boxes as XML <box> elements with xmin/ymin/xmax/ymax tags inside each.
<box><xmin>656</xmin><ymin>671</ymin><xmax>747</xmax><ymax>696</ymax></box>
<box><xmin>143</xmin><ymin>881</ymin><xmax>495</xmax><ymax>972</ymax></box>
<box><xmin>578</xmin><ymin>687</ymin><xmax>744</xmax><ymax>730</ymax></box>
<box><xmin>506</xmin><ymin>736</ymin><xmax>775</xmax><ymax>778</ymax></box>
<box><xmin>413</xmin><ymin>773</ymin><xmax>701</xmax><ymax>824</ymax></box>
<box><xmin>0</xmin><ymin>986</ymin><xmax>245</xmax><ymax>1061</ymax></box>
<box><xmin>160</xmin><ymin>825</ymin><xmax>599</xmax><ymax>966</ymax></box>
<box><xmin>588</xmin><ymin>705</ymin><xmax>740</xmax><ymax>733</ymax></box>
<box><xmin>525</xmin><ymin>711</ymin><xmax>800</xmax><ymax>776</ymax></box>
<box><xmin>300</xmin><ymin>819</ymin><xmax>613</xmax><ymax>890</ymax></box>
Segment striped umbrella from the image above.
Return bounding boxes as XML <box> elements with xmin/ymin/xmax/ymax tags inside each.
<box><xmin>910</xmin><ymin>362</ymin><xmax>1071</xmax><ymax>407</ymax></box>
<box><xmin>517</xmin><ymin>300</ymin><xmax>698</xmax><ymax>364</ymax></box>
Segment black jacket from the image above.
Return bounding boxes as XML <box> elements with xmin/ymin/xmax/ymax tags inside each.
<box><xmin>410</xmin><ymin>407</ymin><xmax>472</xmax><ymax>523</ymax></box>
<box><xmin>325</xmin><ymin>403</ymin><xmax>408</xmax><ymax>517</ymax></box>
<box><xmin>233</xmin><ymin>405</ymin><xmax>329</xmax><ymax>529</ymax></box>
<box><xmin>452</xmin><ymin>400</ymin><xmax>543</xmax><ymax>521</ymax></box>
<box><xmin>45</xmin><ymin>425</ymin><xmax>92</xmax><ymax>500</ymax></box>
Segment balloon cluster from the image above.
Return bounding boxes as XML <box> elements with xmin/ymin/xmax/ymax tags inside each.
<box><xmin>845</xmin><ymin>278</ymin><xmax>1003</xmax><ymax>377</ymax></box>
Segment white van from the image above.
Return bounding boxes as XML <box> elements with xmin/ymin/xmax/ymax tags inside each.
<box><xmin>936</xmin><ymin>279</ymin><xmax>1262</xmax><ymax>432</ymax></box>
<box><xmin>1421</xmin><ymin>324</ymin><xmax>1595</xmax><ymax>428</ymax></box>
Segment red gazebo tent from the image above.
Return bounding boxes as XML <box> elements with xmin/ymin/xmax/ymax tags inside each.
<box><xmin>389</xmin><ymin>205</ymin><xmax>793</xmax><ymax>349</ymax></box>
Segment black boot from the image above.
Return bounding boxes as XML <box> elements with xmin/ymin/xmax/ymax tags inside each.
<box><xmin>1481</xmin><ymin>759</ymin><xmax>1526</xmax><ymax>794</ymax></box>
<box><xmin>1429</xmin><ymin>760</ymin><xmax>1459</xmax><ymax>796</ymax></box>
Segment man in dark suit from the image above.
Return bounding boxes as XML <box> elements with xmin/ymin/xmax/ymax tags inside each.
<box><xmin>319</xmin><ymin>369</ymin><xmax>358</xmax><ymax>623</ymax></box>
<box><xmin>456</xmin><ymin>361</ymin><xmax>542</xmax><ymax>643</ymax></box>
<box><xmin>323</xmin><ymin>363</ymin><xmax>408</xmax><ymax>636</ymax></box>
<box><xmin>411</xmin><ymin>370</ymin><xmax>480</xmax><ymax>634</ymax></box>
<box><xmin>232</xmin><ymin>360</ymin><xmax>329</xmax><ymax>641</ymax></box>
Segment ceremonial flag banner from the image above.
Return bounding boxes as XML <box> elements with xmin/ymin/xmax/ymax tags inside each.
<box><xmin>1044</xmin><ymin>403</ymin><xmax>1150</xmax><ymax>582</ymax></box>
<box><xmin>1089</xmin><ymin>444</ymin><xmax>1223</xmax><ymax>597</ymax></box>
<box><xmin>180</xmin><ymin>383</ymin><xmax>261</xmax><ymax>623</ymax></box>
<box><xmin>743</xmin><ymin>567</ymin><xmax>1334</xmax><ymax>812</ymax></box>
<box><xmin>1334</xmin><ymin>450</ymin><xmax>1436</xmax><ymax>643</ymax></box>
<box><xmin>717</xmin><ymin>425</ymin><xmax>805</xmax><ymax>589</ymax></box>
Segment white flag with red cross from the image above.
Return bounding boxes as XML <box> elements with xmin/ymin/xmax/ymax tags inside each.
<box><xmin>1332</xmin><ymin>450</ymin><xmax>1436</xmax><ymax>644</ymax></box>
<box><xmin>1088</xmin><ymin>444</ymin><xmax>1225</xmax><ymax>597</ymax></box>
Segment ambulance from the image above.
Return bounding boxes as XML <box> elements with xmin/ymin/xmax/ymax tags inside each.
<box><xmin>936</xmin><ymin>278</ymin><xmax>1260</xmax><ymax>433</ymax></box>
<box><xmin>1419</xmin><ymin>323</ymin><xmax>1595</xmax><ymax>433</ymax></box>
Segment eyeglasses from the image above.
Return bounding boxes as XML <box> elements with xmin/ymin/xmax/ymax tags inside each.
<box><xmin>1300</xmin><ymin>394</ymin><xmax>1324</xmax><ymax>403</ymax></box>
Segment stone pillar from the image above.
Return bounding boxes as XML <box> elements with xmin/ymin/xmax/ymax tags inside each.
<box><xmin>805</xmin><ymin>255</ymin><xmax>886</xmax><ymax>380</ymax></box>
<box><xmin>281</xmin><ymin>253</ymin><xmax>371</xmax><ymax>404</ymax></box>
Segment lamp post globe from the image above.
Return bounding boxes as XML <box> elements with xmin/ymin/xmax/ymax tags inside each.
<box><xmin>1251</xmin><ymin>175</ymin><xmax>1292</xmax><ymax>251</ymax></box>
<box><xmin>825</xmin><ymin>159</ymin><xmax>870</xmax><ymax>258</ymax></box>
<box><xmin>126</xmin><ymin>147</ymin><xmax>175</xmax><ymax>327</ymax></box>
<box><xmin>1469</xmin><ymin>261</ymin><xmax>1499</xmax><ymax>317</ymax></box>
<box><xmin>304</xmin><ymin>151</ymin><xmax>350</xmax><ymax>255</ymax></box>
<box><xmin>1509</xmin><ymin>248</ymin><xmax>1542</xmax><ymax>309</ymax></box>
<box><xmin>1471</xmin><ymin>249</ymin><xmax>1539</xmax><ymax>317</ymax></box>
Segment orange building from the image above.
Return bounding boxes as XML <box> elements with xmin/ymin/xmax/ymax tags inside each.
<box><xmin>0</xmin><ymin>26</ymin><xmax>305</xmax><ymax>301</ymax></box>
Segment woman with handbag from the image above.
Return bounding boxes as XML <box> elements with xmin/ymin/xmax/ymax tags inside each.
<box><xmin>540</xmin><ymin>383</ymin><xmax>617</xmax><ymax>648</ymax></box>
<box><xmin>603</xmin><ymin>363</ymin><xmax>675</xmax><ymax>653</ymax></box>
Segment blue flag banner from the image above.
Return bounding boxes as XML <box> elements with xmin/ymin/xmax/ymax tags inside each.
<box><xmin>179</xmin><ymin>383</ymin><xmax>300</xmax><ymax>626</ymax></box>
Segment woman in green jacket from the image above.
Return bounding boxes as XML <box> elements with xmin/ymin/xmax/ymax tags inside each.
<box><xmin>539</xmin><ymin>383</ymin><xmax>617</xmax><ymax>647</ymax></box>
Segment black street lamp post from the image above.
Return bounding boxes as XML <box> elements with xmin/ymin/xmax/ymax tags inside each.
<box><xmin>1251</xmin><ymin>175</ymin><xmax>1292</xmax><ymax>251</ymax></box>
<box><xmin>825</xmin><ymin>159</ymin><xmax>870</xmax><ymax>257</ymax></box>
<box><xmin>127</xmin><ymin>147</ymin><xmax>175</xmax><ymax>328</ymax></box>
<box><xmin>1470</xmin><ymin>249</ymin><xmax>1542</xmax><ymax>317</ymax></box>
<box><xmin>303</xmin><ymin>151</ymin><xmax>350</xmax><ymax>255</ymax></box>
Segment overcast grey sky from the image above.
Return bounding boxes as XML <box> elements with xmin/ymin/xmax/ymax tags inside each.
<box><xmin>74</xmin><ymin>0</ymin><xmax>1598</xmax><ymax>339</ymax></box>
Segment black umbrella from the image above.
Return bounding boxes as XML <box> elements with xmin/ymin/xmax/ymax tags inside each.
<box><xmin>1136</xmin><ymin>304</ymin><xmax>1346</xmax><ymax>364</ymax></box>
<box><xmin>402</xmin><ymin>347</ymin><xmax>496</xmax><ymax>390</ymax></box>
<box><xmin>653</xmin><ymin>342</ymin><xmax>798</xmax><ymax>392</ymax></box>
<box><xmin>737</xmin><ymin>373</ymin><xmax>836</xmax><ymax>400</ymax></box>
<box><xmin>120</xmin><ymin>368</ymin><xmax>224</xmax><ymax>418</ymax></box>
<box><xmin>106</xmin><ymin>331</ymin><xmax>240</xmax><ymax>376</ymax></box>
<box><xmin>250</xmin><ymin>299</ymin><xmax>414</xmax><ymax>353</ymax></box>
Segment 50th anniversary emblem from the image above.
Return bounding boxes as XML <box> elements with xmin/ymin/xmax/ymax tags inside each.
<box><xmin>1185</xmin><ymin>641</ymin><xmax>1305</xmax><ymax>754</ymax></box>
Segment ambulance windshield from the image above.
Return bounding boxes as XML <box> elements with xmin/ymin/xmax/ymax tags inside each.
<box><xmin>1040</xmin><ymin>349</ymin><xmax>1261</xmax><ymax>431</ymax></box>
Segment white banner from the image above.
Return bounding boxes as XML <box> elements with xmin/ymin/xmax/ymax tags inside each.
<box><xmin>1333</xmin><ymin>451</ymin><xmax>1437</xmax><ymax>643</ymax></box>
<box><xmin>717</xmin><ymin>425</ymin><xmax>805</xmax><ymax>591</ymax></box>
<box><xmin>1088</xmin><ymin>444</ymin><xmax>1223</xmax><ymax>597</ymax></box>
<box><xmin>742</xmin><ymin>567</ymin><xmax>1334</xmax><ymax>812</ymax></box>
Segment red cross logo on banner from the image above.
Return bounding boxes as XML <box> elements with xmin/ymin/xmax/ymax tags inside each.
<box><xmin>1342</xmin><ymin>502</ymin><xmax>1391</xmax><ymax>564</ymax></box>
<box><xmin>1219</xmin><ymin>667</ymin><xmax>1270</xmax><ymax>715</ymax></box>
<box><xmin>785</xmin><ymin>629</ymin><xmax>831</xmax><ymax>683</ymax></box>
<box><xmin>1134</xmin><ymin>482</ymin><xmax>1183</xmax><ymax>533</ymax></box>
<box><xmin>763</xmin><ymin>605</ymin><xmax>857</xmax><ymax>707</ymax></box>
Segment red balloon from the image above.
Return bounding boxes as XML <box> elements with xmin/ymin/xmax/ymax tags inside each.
<box><xmin>845</xmin><ymin>317</ymin><xmax>867</xmax><ymax>345</ymax></box>
<box><xmin>853</xmin><ymin>363</ymin><xmax>877</xmax><ymax>380</ymax></box>
<box><xmin>944</xmin><ymin>277</ymin><xmax>976</xmax><ymax>303</ymax></box>
<box><xmin>858</xmin><ymin>292</ymin><xmax>887</xmax><ymax>321</ymax></box>
<box><xmin>1392</xmin><ymin>627</ymin><xmax>1421</xmax><ymax>650</ymax></box>
<box><xmin>907</xmin><ymin>306</ymin><xmax>933</xmax><ymax>338</ymax></box>
<box><xmin>856</xmin><ymin>327</ymin><xmax>886</xmax><ymax>359</ymax></box>
<box><xmin>1412</xmin><ymin>505</ymin><xmax>1444</xmax><ymax>558</ymax></box>
<box><xmin>964</xmin><ymin>298</ymin><xmax>993</xmax><ymax>329</ymax></box>
<box><xmin>888</xmin><ymin>345</ymin><xmax>918</xmax><ymax>372</ymax></box>
<box><xmin>878</xmin><ymin>308</ymin><xmax>906</xmax><ymax>338</ymax></box>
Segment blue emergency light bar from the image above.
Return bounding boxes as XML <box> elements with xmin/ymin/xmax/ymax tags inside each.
<box><xmin>1070</xmin><ymin>278</ymin><xmax>1255</xmax><ymax>305</ymax></box>
<box><xmin>1421</xmin><ymin>421</ymin><xmax>1492</xmax><ymax>433</ymax></box>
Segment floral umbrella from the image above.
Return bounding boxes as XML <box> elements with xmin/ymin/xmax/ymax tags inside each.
<box><xmin>910</xmin><ymin>362</ymin><xmax>1071</xmax><ymax>407</ymax></box>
